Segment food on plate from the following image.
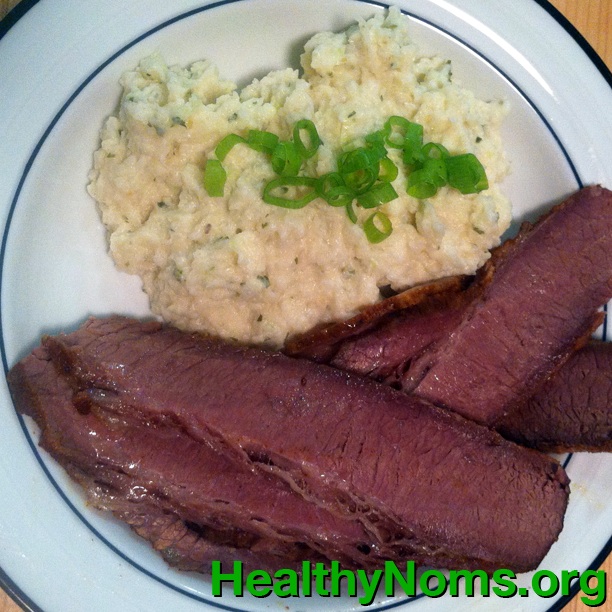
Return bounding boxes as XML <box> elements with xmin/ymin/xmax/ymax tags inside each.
<box><xmin>291</xmin><ymin>186</ymin><xmax>611</xmax><ymax>426</ymax></box>
<box><xmin>87</xmin><ymin>8</ymin><xmax>510</xmax><ymax>347</ymax></box>
<box><xmin>8</xmin><ymin>316</ymin><xmax>569</xmax><ymax>574</ymax></box>
<box><xmin>287</xmin><ymin>186</ymin><xmax>612</xmax><ymax>446</ymax></box>
<box><xmin>7</xmin><ymin>336</ymin><xmax>376</xmax><ymax>573</ymax></box>
<box><xmin>407</xmin><ymin>186</ymin><xmax>612</xmax><ymax>425</ymax></box>
<box><xmin>284</xmin><ymin>273</ymin><xmax>472</xmax><ymax>362</ymax></box>
<box><xmin>495</xmin><ymin>341</ymin><xmax>612</xmax><ymax>453</ymax></box>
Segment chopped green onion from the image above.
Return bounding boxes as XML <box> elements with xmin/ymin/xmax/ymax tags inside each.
<box><xmin>262</xmin><ymin>176</ymin><xmax>317</xmax><ymax>209</ymax></box>
<box><xmin>316</xmin><ymin>173</ymin><xmax>353</xmax><ymax>207</ymax></box>
<box><xmin>205</xmin><ymin>116</ymin><xmax>491</xmax><ymax>243</ymax></box>
<box><xmin>406</xmin><ymin>171</ymin><xmax>438</xmax><ymax>199</ymax></box>
<box><xmin>365</xmin><ymin>129</ymin><xmax>388</xmax><ymax>147</ymax></box>
<box><xmin>293</xmin><ymin>119</ymin><xmax>321</xmax><ymax>159</ymax></box>
<box><xmin>203</xmin><ymin>159</ymin><xmax>227</xmax><ymax>197</ymax></box>
<box><xmin>338</xmin><ymin>146</ymin><xmax>384</xmax><ymax>173</ymax></box>
<box><xmin>345</xmin><ymin>201</ymin><xmax>358</xmax><ymax>224</ymax></box>
<box><xmin>399</xmin><ymin>119</ymin><xmax>425</xmax><ymax>167</ymax></box>
<box><xmin>384</xmin><ymin>116</ymin><xmax>413</xmax><ymax>149</ymax></box>
<box><xmin>316</xmin><ymin>171</ymin><xmax>343</xmax><ymax>193</ymax></box>
<box><xmin>247</xmin><ymin>129</ymin><xmax>279</xmax><ymax>154</ymax></box>
<box><xmin>424</xmin><ymin>157</ymin><xmax>448</xmax><ymax>186</ymax></box>
<box><xmin>422</xmin><ymin>142</ymin><xmax>450</xmax><ymax>160</ymax></box>
<box><xmin>402</xmin><ymin>143</ymin><xmax>425</xmax><ymax>168</ymax></box>
<box><xmin>271</xmin><ymin>141</ymin><xmax>302</xmax><ymax>176</ymax></box>
<box><xmin>357</xmin><ymin>182</ymin><xmax>398</xmax><ymax>209</ymax></box>
<box><xmin>215</xmin><ymin>134</ymin><xmax>246</xmax><ymax>161</ymax></box>
<box><xmin>325</xmin><ymin>185</ymin><xmax>354</xmax><ymax>207</ymax></box>
<box><xmin>363</xmin><ymin>211</ymin><xmax>393</xmax><ymax>243</ymax></box>
<box><xmin>341</xmin><ymin>166</ymin><xmax>378</xmax><ymax>194</ymax></box>
<box><xmin>446</xmin><ymin>153</ymin><xmax>489</xmax><ymax>194</ymax></box>
<box><xmin>406</xmin><ymin>156</ymin><xmax>447</xmax><ymax>200</ymax></box>
<box><xmin>378</xmin><ymin>156</ymin><xmax>398</xmax><ymax>182</ymax></box>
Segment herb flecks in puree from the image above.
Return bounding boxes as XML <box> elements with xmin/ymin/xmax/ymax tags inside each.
<box><xmin>88</xmin><ymin>8</ymin><xmax>510</xmax><ymax>347</ymax></box>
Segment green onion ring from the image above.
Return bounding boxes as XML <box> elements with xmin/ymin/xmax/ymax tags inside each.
<box><xmin>406</xmin><ymin>168</ymin><xmax>440</xmax><ymax>199</ymax></box>
<box><xmin>293</xmin><ymin>119</ymin><xmax>321</xmax><ymax>159</ymax></box>
<box><xmin>342</xmin><ymin>166</ymin><xmax>377</xmax><ymax>195</ymax></box>
<box><xmin>271</xmin><ymin>141</ymin><xmax>302</xmax><ymax>176</ymax></box>
<box><xmin>324</xmin><ymin>185</ymin><xmax>354</xmax><ymax>207</ymax></box>
<box><xmin>446</xmin><ymin>153</ymin><xmax>489</xmax><ymax>194</ymax></box>
<box><xmin>262</xmin><ymin>176</ymin><xmax>318</xmax><ymax>209</ymax></box>
<box><xmin>215</xmin><ymin>134</ymin><xmax>246</xmax><ymax>161</ymax></box>
<box><xmin>203</xmin><ymin>159</ymin><xmax>227</xmax><ymax>197</ymax></box>
<box><xmin>363</xmin><ymin>211</ymin><xmax>393</xmax><ymax>243</ymax></box>
<box><xmin>247</xmin><ymin>129</ymin><xmax>280</xmax><ymax>154</ymax></box>
<box><xmin>357</xmin><ymin>182</ymin><xmax>398</xmax><ymax>209</ymax></box>
<box><xmin>378</xmin><ymin>157</ymin><xmax>399</xmax><ymax>182</ymax></box>
<box><xmin>422</xmin><ymin>142</ymin><xmax>450</xmax><ymax>160</ymax></box>
<box><xmin>345</xmin><ymin>201</ymin><xmax>358</xmax><ymax>224</ymax></box>
<box><xmin>384</xmin><ymin>116</ymin><xmax>412</xmax><ymax>148</ymax></box>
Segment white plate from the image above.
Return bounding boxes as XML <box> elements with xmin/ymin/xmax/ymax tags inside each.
<box><xmin>1</xmin><ymin>1</ymin><xmax>611</xmax><ymax>610</ymax></box>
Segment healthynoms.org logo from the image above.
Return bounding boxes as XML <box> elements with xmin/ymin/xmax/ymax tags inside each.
<box><xmin>211</xmin><ymin>560</ymin><xmax>608</xmax><ymax>607</ymax></box>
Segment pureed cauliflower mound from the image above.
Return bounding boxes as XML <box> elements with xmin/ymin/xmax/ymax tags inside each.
<box><xmin>88</xmin><ymin>8</ymin><xmax>511</xmax><ymax>347</ymax></box>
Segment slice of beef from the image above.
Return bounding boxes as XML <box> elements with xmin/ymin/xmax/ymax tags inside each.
<box><xmin>495</xmin><ymin>341</ymin><xmax>612</xmax><ymax>452</ymax></box>
<box><xmin>13</xmin><ymin>315</ymin><xmax>571</xmax><ymax>573</ymax></box>
<box><xmin>328</xmin><ymin>281</ymin><xmax>475</xmax><ymax>385</ymax></box>
<box><xmin>297</xmin><ymin>263</ymin><xmax>611</xmax><ymax>452</ymax></box>
<box><xmin>284</xmin><ymin>275</ymin><xmax>470</xmax><ymax>362</ymax></box>
<box><xmin>405</xmin><ymin>185</ymin><xmax>612</xmax><ymax>425</ymax></box>
<box><xmin>71</xmin><ymin>470</ymin><xmax>326</xmax><ymax>575</ymax></box>
<box><xmin>8</xmin><ymin>342</ymin><xmax>380</xmax><ymax>571</ymax></box>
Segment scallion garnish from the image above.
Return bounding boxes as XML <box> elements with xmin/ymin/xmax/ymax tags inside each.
<box><xmin>215</xmin><ymin>134</ymin><xmax>246</xmax><ymax>161</ymax></box>
<box><xmin>202</xmin><ymin>115</ymin><xmax>489</xmax><ymax>243</ymax></box>
<box><xmin>446</xmin><ymin>153</ymin><xmax>489</xmax><ymax>194</ymax></box>
<box><xmin>341</xmin><ymin>166</ymin><xmax>378</xmax><ymax>195</ymax></box>
<box><xmin>202</xmin><ymin>159</ymin><xmax>227</xmax><ymax>197</ymax></box>
<box><xmin>363</xmin><ymin>211</ymin><xmax>393</xmax><ymax>243</ymax></box>
<box><xmin>247</xmin><ymin>130</ymin><xmax>279</xmax><ymax>154</ymax></box>
<box><xmin>378</xmin><ymin>156</ymin><xmax>399</xmax><ymax>182</ymax></box>
<box><xmin>293</xmin><ymin>119</ymin><xmax>321</xmax><ymax>159</ymax></box>
<box><xmin>271</xmin><ymin>141</ymin><xmax>302</xmax><ymax>176</ymax></box>
<box><xmin>406</xmin><ymin>158</ymin><xmax>447</xmax><ymax>199</ymax></box>
<box><xmin>262</xmin><ymin>176</ymin><xmax>317</xmax><ymax>209</ymax></box>
<box><xmin>357</xmin><ymin>181</ymin><xmax>398</xmax><ymax>209</ymax></box>
<box><xmin>338</xmin><ymin>146</ymin><xmax>386</xmax><ymax>173</ymax></box>
<box><xmin>316</xmin><ymin>173</ymin><xmax>353</xmax><ymax>207</ymax></box>
<box><xmin>345</xmin><ymin>201</ymin><xmax>358</xmax><ymax>224</ymax></box>
<box><xmin>384</xmin><ymin>115</ymin><xmax>413</xmax><ymax>149</ymax></box>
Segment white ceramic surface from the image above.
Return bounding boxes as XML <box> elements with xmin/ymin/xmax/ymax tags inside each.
<box><xmin>1</xmin><ymin>1</ymin><xmax>611</xmax><ymax>610</ymax></box>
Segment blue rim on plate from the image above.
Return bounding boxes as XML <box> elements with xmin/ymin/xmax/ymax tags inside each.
<box><xmin>1</xmin><ymin>1</ymin><xmax>611</xmax><ymax>610</ymax></box>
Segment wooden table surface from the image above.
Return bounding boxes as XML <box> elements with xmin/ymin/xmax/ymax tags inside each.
<box><xmin>0</xmin><ymin>0</ymin><xmax>611</xmax><ymax>610</ymax></box>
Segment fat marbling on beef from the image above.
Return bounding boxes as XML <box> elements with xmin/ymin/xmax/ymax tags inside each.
<box><xmin>8</xmin><ymin>316</ymin><xmax>570</xmax><ymax>574</ymax></box>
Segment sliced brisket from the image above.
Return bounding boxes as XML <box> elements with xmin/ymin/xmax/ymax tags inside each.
<box><xmin>408</xmin><ymin>186</ymin><xmax>612</xmax><ymax>425</ymax></box>
<box><xmin>328</xmin><ymin>280</ymin><xmax>476</xmax><ymax>385</ymax></box>
<box><xmin>496</xmin><ymin>341</ymin><xmax>612</xmax><ymax>452</ymax></box>
<box><xmin>284</xmin><ymin>275</ymin><xmax>471</xmax><ymax>362</ymax></box>
<box><xmin>8</xmin><ymin>342</ymin><xmax>381</xmax><ymax>571</ymax></box>
<box><xmin>10</xmin><ymin>316</ymin><xmax>570</xmax><ymax>573</ymax></box>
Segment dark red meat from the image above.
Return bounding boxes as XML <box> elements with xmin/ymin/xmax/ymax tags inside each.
<box><xmin>9</xmin><ymin>316</ymin><xmax>570</xmax><ymax>573</ymax></box>
<box><xmin>496</xmin><ymin>341</ymin><xmax>612</xmax><ymax>452</ymax></box>
<box><xmin>409</xmin><ymin>186</ymin><xmax>612</xmax><ymax>425</ymax></box>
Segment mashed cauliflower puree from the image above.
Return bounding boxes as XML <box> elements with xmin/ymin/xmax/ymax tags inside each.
<box><xmin>88</xmin><ymin>8</ymin><xmax>511</xmax><ymax>347</ymax></box>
